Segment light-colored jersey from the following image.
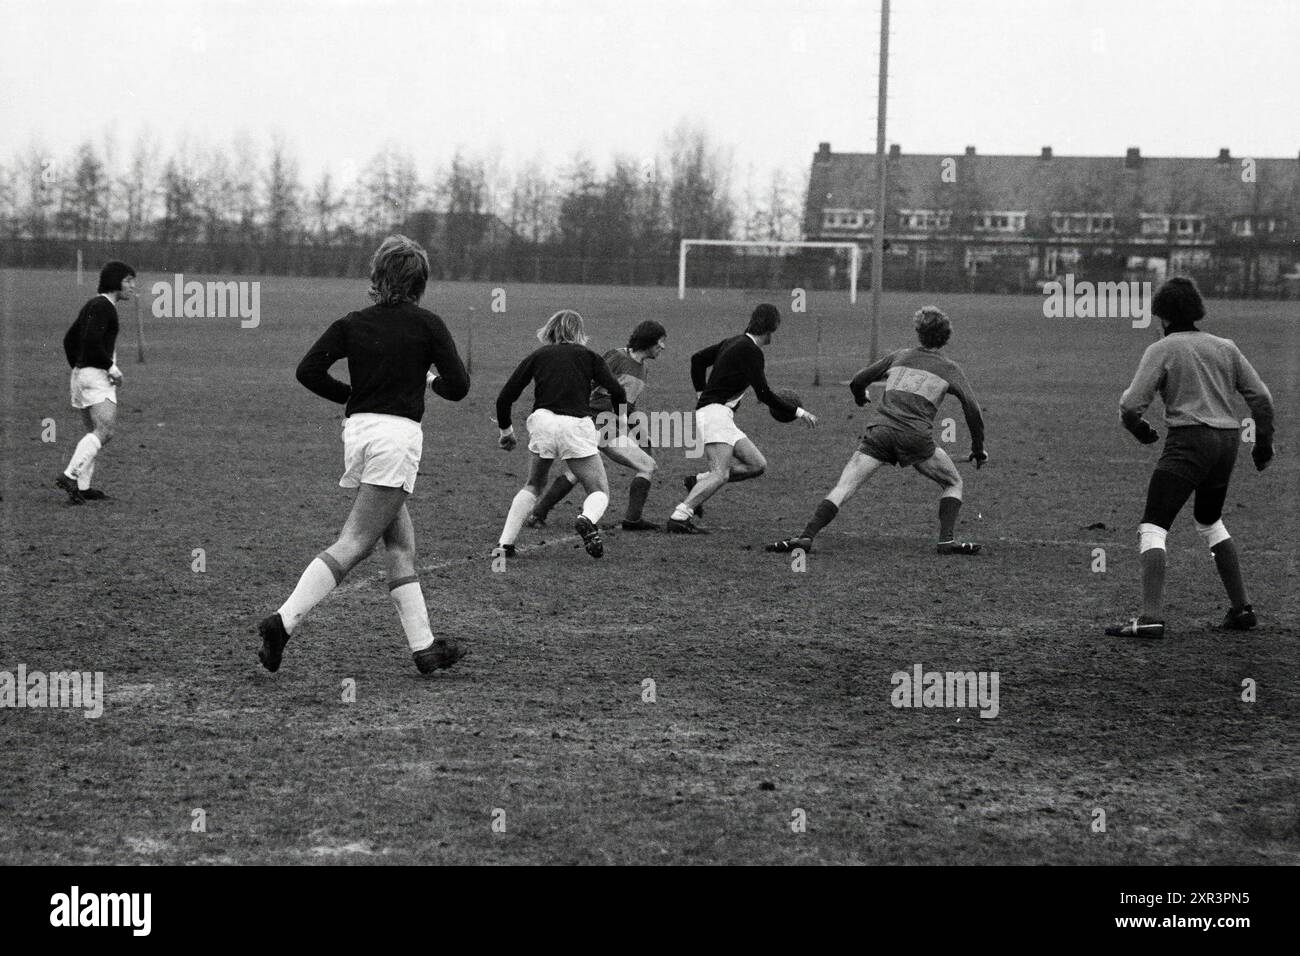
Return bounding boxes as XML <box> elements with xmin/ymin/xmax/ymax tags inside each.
<box><xmin>590</xmin><ymin>347</ymin><xmax>647</xmax><ymax>414</ymax></box>
<box><xmin>1120</xmin><ymin>331</ymin><xmax>1273</xmax><ymax>435</ymax></box>
<box><xmin>851</xmin><ymin>347</ymin><xmax>985</xmax><ymax>453</ymax></box>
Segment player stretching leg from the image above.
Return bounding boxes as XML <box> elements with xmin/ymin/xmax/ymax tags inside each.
<box><xmin>257</xmin><ymin>236</ymin><xmax>470</xmax><ymax>674</ymax></box>
<box><xmin>767</xmin><ymin>307</ymin><xmax>986</xmax><ymax>555</ymax></box>
<box><xmin>57</xmin><ymin>261</ymin><xmax>136</xmax><ymax>504</ymax></box>
<box><xmin>494</xmin><ymin>310</ymin><xmax>629</xmax><ymax>558</ymax></box>
<box><xmin>1105</xmin><ymin>277</ymin><xmax>1274</xmax><ymax>639</ymax></box>
<box><xmin>665</xmin><ymin>304</ymin><xmax>817</xmax><ymax>534</ymax></box>
<box><xmin>527</xmin><ymin>320</ymin><xmax>668</xmax><ymax>531</ymax></box>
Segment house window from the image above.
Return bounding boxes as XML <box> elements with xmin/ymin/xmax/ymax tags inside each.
<box><xmin>974</xmin><ymin>211</ymin><xmax>1026</xmax><ymax>233</ymax></box>
<box><xmin>1140</xmin><ymin>214</ymin><xmax>1169</xmax><ymax>235</ymax></box>
<box><xmin>822</xmin><ymin>208</ymin><xmax>872</xmax><ymax>231</ymax></box>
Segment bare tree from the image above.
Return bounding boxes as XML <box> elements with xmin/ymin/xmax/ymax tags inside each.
<box><xmin>263</xmin><ymin>137</ymin><xmax>303</xmax><ymax>245</ymax></box>
<box><xmin>664</xmin><ymin>121</ymin><xmax>734</xmax><ymax>243</ymax></box>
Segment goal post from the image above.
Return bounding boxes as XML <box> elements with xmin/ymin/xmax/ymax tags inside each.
<box><xmin>678</xmin><ymin>239</ymin><xmax>862</xmax><ymax>303</ymax></box>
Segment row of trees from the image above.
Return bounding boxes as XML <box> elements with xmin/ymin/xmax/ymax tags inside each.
<box><xmin>0</xmin><ymin>125</ymin><xmax>806</xmax><ymax>260</ymax></box>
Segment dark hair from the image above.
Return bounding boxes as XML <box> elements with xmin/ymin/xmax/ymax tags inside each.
<box><xmin>914</xmin><ymin>306</ymin><xmax>952</xmax><ymax>348</ymax></box>
<box><xmin>627</xmin><ymin>320</ymin><xmax>667</xmax><ymax>352</ymax></box>
<box><xmin>368</xmin><ymin>235</ymin><xmax>430</xmax><ymax>305</ymax></box>
<box><xmin>98</xmin><ymin>261</ymin><xmax>136</xmax><ymax>294</ymax></box>
<box><xmin>746</xmin><ymin>303</ymin><xmax>781</xmax><ymax>336</ymax></box>
<box><xmin>1151</xmin><ymin>276</ymin><xmax>1205</xmax><ymax>329</ymax></box>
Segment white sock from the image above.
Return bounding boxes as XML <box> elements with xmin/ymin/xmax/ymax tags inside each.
<box><xmin>78</xmin><ymin>458</ymin><xmax>96</xmax><ymax>492</ymax></box>
<box><xmin>581</xmin><ymin>491</ymin><xmax>609</xmax><ymax>524</ymax></box>
<box><xmin>65</xmin><ymin>433</ymin><xmax>101</xmax><ymax>483</ymax></box>
<box><xmin>501</xmin><ymin>488</ymin><xmax>538</xmax><ymax>546</ymax></box>
<box><xmin>277</xmin><ymin>555</ymin><xmax>343</xmax><ymax>634</ymax></box>
<box><xmin>671</xmin><ymin>503</ymin><xmax>693</xmax><ymax>521</ymax></box>
<box><xmin>389</xmin><ymin>579</ymin><xmax>435</xmax><ymax>652</ymax></box>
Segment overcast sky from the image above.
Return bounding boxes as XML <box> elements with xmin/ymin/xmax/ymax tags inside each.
<box><xmin>5</xmin><ymin>0</ymin><xmax>1297</xmax><ymax>184</ymax></box>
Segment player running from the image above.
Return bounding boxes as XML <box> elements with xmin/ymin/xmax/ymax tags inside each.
<box><xmin>1105</xmin><ymin>277</ymin><xmax>1274</xmax><ymax>639</ymax></box>
<box><xmin>257</xmin><ymin>235</ymin><xmax>470</xmax><ymax>675</ymax></box>
<box><xmin>56</xmin><ymin>260</ymin><xmax>136</xmax><ymax>504</ymax></box>
<box><xmin>494</xmin><ymin>309</ymin><xmax>629</xmax><ymax>559</ymax></box>
<box><xmin>665</xmin><ymin>303</ymin><xmax>817</xmax><ymax>534</ymax></box>
<box><xmin>525</xmin><ymin>320</ymin><xmax>668</xmax><ymax>531</ymax></box>
<box><xmin>767</xmin><ymin>306</ymin><xmax>986</xmax><ymax>555</ymax></box>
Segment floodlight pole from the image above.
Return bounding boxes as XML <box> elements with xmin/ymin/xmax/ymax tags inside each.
<box><xmin>869</xmin><ymin>0</ymin><xmax>890</xmax><ymax>361</ymax></box>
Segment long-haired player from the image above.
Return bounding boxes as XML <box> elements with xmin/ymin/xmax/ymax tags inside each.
<box><xmin>257</xmin><ymin>235</ymin><xmax>471</xmax><ymax>675</ymax></box>
<box><xmin>494</xmin><ymin>309</ymin><xmax>628</xmax><ymax>558</ymax></box>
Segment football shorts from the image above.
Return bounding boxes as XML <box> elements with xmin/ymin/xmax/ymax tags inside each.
<box><xmin>526</xmin><ymin>408</ymin><xmax>600</xmax><ymax>460</ymax></box>
<box><xmin>695</xmin><ymin>403</ymin><xmax>747</xmax><ymax>448</ymax></box>
<box><xmin>69</xmin><ymin>367</ymin><xmax>116</xmax><ymax>409</ymax></box>
<box><xmin>339</xmin><ymin>413</ymin><xmax>423</xmax><ymax>494</ymax></box>
<box><xmin>857</xmin><ymin>423</ymin><xmax>936</xmax><ymax>467</ymax></box>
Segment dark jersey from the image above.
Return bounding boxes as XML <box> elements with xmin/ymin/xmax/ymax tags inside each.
<box><xmin>296</xmin><ymin>302</ymin><xmax>470</xmax><ymax>422</ymax></box>
<box><xmin>63</xmin><ymin>296</ymin><xmax>119</xmax><ymax>369</ymax></box>
<box><xmin>589</xmin><ymin>347</ymin><xmax>648</xmax><ymax>415</ymax></box>
<box><xmin>496</xmin><ymin>343</ymin><xmax>628</xmax><ymax>429</ymax></box>
<box><xmin>691</xmin><ymin>333</ymin><xmax>798</xmax><ymax>418</ymax></box>
<box><xmin>850</xmin><ymin>347</ymin><xmax>985</xmax><ymax>454</ymax></box>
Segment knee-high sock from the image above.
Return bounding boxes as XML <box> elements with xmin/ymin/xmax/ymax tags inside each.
<box><xmin>388</xmin><ymin>577</ymin><xmax>435</xmax><ymax>652</ymax></box>
<box><xmin>78</xmin><ymin>457</ymin><xmax>96</xmax><ymax>492</ymax></box>
<box><xmin>1210</xmin><ymin>539</ymin><xmax>1249</xmax><ymax>610</ymax></box>
<box><xmin>581</xmin><ymin>491</ymin><xmax>609</xmax><ymax>524</ymax></box>
<box><xmin>277</xmin><ymin>553</ymin><xmax>346</xmax><ymax>634</ymax></box>
<box><xmin>501</xmin><ymin>488</ymin><xmax>538</xmax><ymax>546</ymax></box>
<box><xmin>534</xmin><ymin>474</ymin><xmax>575</xmax><ymax>520</ymax></box>
<box><xmin>625</xmin><ymin>476</ymin><xmax>651</xmax><ymax>521</ymax></box>
<box><xmin>801</xmin><ymin>499</ymin><xmax>839</xmax><ymax>540</ymax></box>
<box><xmin>1140</xmin><ymin>548</ymin><xmax>1166</xmax><ymax>620</ymax></box>
<box><xmin>65</xmin><ymin>433</ymin><xmax>101</xmax><ymax>483</ymax></box>
<box><xmin>938</xmin><ymin>494</ymin><xmax>962</xmax><ymax>541</ymax></box>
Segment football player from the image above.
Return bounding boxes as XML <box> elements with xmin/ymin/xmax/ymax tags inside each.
<box><xmin>767</xmin><ymin>306</ymin><xmax>986</xmax><ymax>555</ymax></box>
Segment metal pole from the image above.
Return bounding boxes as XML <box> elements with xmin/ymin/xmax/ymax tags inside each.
<box><xmin>135</xmin><ymin>291</ymin><xmax>146</xmax><ymax>363</ymax></box>
<box><xmin>677</xmin><ymin>241</ymin><xmax>688</xmax><ymax>299</ymax></box>
<box><xmin>466</xmin><ymin>306</ymin><xmax>474</xmax><ymax>376</ymax></box>
<box><xmin>870</xmin><ymin>0</ymin><xmax>890</xmax><ymax>361</ymax></box>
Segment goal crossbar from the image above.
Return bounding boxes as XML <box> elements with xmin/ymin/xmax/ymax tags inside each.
<box><xmin>678</xmin><ymin>239</ymin><xmax>861</xmax><ymax>303</ymax></box>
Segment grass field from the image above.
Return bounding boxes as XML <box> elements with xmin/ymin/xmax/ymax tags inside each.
<box><xmin>1</xmin><ymin>267</ymin><xmax>1296</xmax><ymax>865</ymax></box>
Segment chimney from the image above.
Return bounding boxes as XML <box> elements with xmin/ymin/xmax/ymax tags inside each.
<box><xmin>1217</xmin><ymin>148</ymin><xmax>1231</xmax><ymax>163</ymax></box>
<box><xmin>1125</xmin><ymin>147</ymin><xmax>1141</xmax><ymax>169</ymax></box>
<box><xmin>816</xmin><ymin>142</ymin><xmax>831</xmax><ymax>163</ymax></box>
<box><xmin>889</xmin><ymin>144</ymin><xmax>901</xmax><ymax>159</ymax></box>
<box><xmin>1040</xmin><ymin>146</ymin><xmax>1053</xmax><ymax>159</ymax></box>
<box><xmin>964</xmin><ymin>146</ymin><xmax>976</xmax><ymax>156</ymax></box>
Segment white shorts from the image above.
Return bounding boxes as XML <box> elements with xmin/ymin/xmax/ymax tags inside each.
<box><xmin>695</xmin><ymin>403</ymin><xmax>746</xmax><ymax>448</ymax></box>
<box><xmin>339</xmin><ymin>413</ymin><xmax>423</xmax><ymax>494</ymax></box>
<box><xmin>69</xmin><ymin>367</ymin><xmax>116</xmax><ymax>409</ymax></box>
<box><xmin>526</xmin><ymin>408</ymin><xmax>600</xmax><ymax>460</ymax></box>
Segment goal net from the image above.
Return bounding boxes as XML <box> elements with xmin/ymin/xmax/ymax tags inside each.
<box><xmin>677</xmin><ymin>239</ymin><xmax>861</xmax><ymax>302</ymax></box>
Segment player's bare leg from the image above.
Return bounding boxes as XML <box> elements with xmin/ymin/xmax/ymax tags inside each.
<box><xmin>59</xmin><ymin>401</ymin><xmax>117</xmax><ymax>503</ymax></box>
<box><xmin>382</xmin><ymin>503</ymin><xmax>466</xmax><ymax>672</ymax></box>
<box><xmin>915</xmin><ymin>448</ymin><xmax>980</xmax><ymax>554</ymax></box>
<box><xmin>668</xmin><ymin>441</ymin><xmax>735</xmax><ymax>533</ymax></box>
<box><xmin>260</xmin><ymin>483</ymin><xmax>409</xmax><ymax>671</ymax></box>
<box><xmin>767</xmin><ymin>451</ymin><xmax>883</xmax><ymax>553</ymax></box>
<box><xmin>528</xmin><ymin>460</ymin><xmax>575</xmax><ymax>527</ymax></box>
<box><xmin>499</xmin><ymin>454</ymin><xmax>555</xmax><ymax>554</ymax></box>
<box><xmin>603</xmin><ymin>436</ymin><xmax>659</xmax><ymax>529</ymax></box>
<box><xmin>566</xmin><ymin>453</ymin><xmax>610</xmax><ymax>557</ymax></box>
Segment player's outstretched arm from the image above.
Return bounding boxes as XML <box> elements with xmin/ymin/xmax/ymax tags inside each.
<box><xmin>1233</xmin><ymin>345</ymin><xmax>1275</xmax><ymax>470</ymax></box>
<box><xmin>948</xmin><ymin>367</ymin><xmax>987</xmax><ymax>458</ymax></box>
<box><xmin>849</xmin><ymin>353</ymin><xmax>894</xmax><ymax>405</ymax></box>
<box><xmin>296</xmin><ymin>318</ymin><xmax>352</xmax><ymax>404</ymax></box>
<box><xmin>494</xmin><ymin>353</ymin><xmax>536</xmax><ymax>447</ymax></box>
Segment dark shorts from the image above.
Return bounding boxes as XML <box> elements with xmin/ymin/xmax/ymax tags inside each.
<box><xmin>857</xmin><ymin>424</ymin><xmax>936</xmax><ymax>467</ymax></box>
<box><xmin>1154</xmin><ymin>425</ymin><xmax>1238</xmax><ymax>488</ymax></box>
<box><xmin>1142</xmin><ymin>425</ymin><xmax>1239</xmax><ymax>529</ymax></box>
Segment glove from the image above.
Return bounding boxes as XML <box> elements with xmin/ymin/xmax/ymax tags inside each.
<box><xmin>1134</xmin><ymin>421</ymin><xmax>1159</xmax><ymax>445</ymax></box>
<box><xmin>968</xmin><ymin>450</ymin><xmax>988</xmax><ymax>469</ymax></box>
<box><xmin>850</xmin><ymin>385</ymin><xmax>870</xmax><ymax>407</ymax></box>
<box><xmin>1251</xmin><ymin>442</ymin><xmax>1273</xmax><ymax>471</ymax></box>
<box><xmin>498</xmin><ymin>426</ymin><xmax>517</xmax><ymax>451</ymax></box>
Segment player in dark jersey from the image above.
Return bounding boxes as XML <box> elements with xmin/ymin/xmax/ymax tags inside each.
<box><xmin>494</xmin><ymin>310</ymin><xmax>629</xmax><ymax>559</ymax></box>
<box><xmin>257</xmin><ymin>235</ymin><xmax>470</xmax><ymax>675</ymax></box>
<box><xmin>525</xmin><ymin>320</ymin><xmax>667</xmax><ymax>531</ymax></box>
<box><xmin>767</xmin><ymin>307</ymin><xmax>987</xmax><ymax>555</ymax></box>
<box><xmin>665</xmin><ymin>304</ymin><xmax>818</xmax><ymax>534</ymax></box>
<box><xmin>56</xmin><ymin>261</ymin><xmax>136</xmax><ymax>504</ymax></box>
<box><xmin>1105</xmin><ymin>277</ymin><xmax>1274</xmax><ymax>639</ymax></box>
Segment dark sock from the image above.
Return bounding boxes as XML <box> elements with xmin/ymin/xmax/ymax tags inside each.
<box><xmin>1140</xmin><ymin>548</ymin><xmax>1166</xmax><ymax>620</ymax></box>
<box><xmin>625</xmin><ymin>476</ymin><xmax>651</xmax><ymax>521</ymax></box>
<box><xmin>1211</xmin><ymin>539</ymin><xmax>1249</xmax><ymax>610</ymax></box>
<box><xmin>534</xmin><ymin>474</ymin><xmax>575</xmax><ymax>520</ymax></box>
<box><xmin>801</xmin><ymin>499</ymin><xmax>839</xmax><ymax>540</ymax></box>
<box><xmin>938</xmin><ymin>496</ymin><xmax>961</xmax><ymax>541</ymax></box>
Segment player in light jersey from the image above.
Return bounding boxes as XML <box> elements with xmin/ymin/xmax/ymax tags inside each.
<box><xmin>1105</xmin><ymin>276</ymin><xmax>1274</xmax><ymax>639</ymax></box>
<box><xmin>767</xmin><ymin>306</ymin><xmax>987</xmax><ymax>555</ymax></box>
<box><xmin>526</xmin><ymin>320</ymin><xmax>668</xmax><ymax>531</ymax></box>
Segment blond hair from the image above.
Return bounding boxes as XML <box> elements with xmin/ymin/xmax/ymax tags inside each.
<box><xmin>536</xmin><ymin>309</ymin><xmax>588</xmax><ymax>346</ymax></box>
